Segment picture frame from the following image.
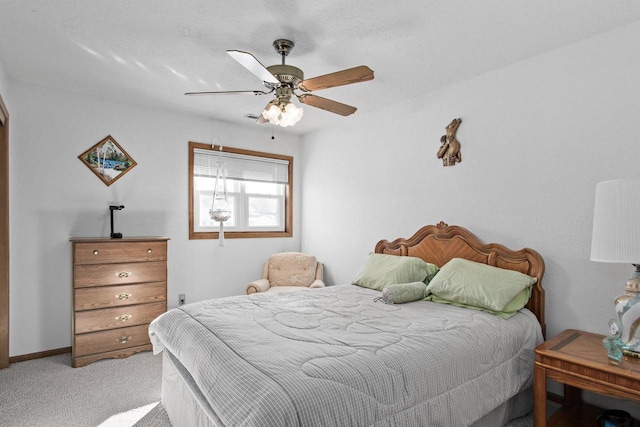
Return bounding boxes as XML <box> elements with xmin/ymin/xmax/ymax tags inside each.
<box><xmin>78</xmin><ymin>135</ymin><xmax>137</xmax><ymax>186</ymax></box>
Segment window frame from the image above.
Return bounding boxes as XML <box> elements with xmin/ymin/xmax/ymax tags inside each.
<box><xmin>188</xmin><ymin>141</ymin><xmax>293</xmax><ymax>240</ymax></box>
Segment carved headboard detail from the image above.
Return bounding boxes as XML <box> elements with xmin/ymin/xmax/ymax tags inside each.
<box><xmin>375</xmin><ymin>221</ymin><xmax>546</xmax><ymax>336</ymax></box>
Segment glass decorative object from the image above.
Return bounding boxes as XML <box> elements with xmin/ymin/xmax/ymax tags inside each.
<box><xmin>603</xmin><ymin>319</ymin><xmax>625</xmax><ymax>362</ymax></box>
<box><xmin>209</xmin><ymin>146</ymin><xmax>231</xmax><ymax>247</ymax></box>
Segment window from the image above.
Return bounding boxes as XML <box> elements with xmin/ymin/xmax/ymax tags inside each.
<box><xmin>189</xmin><ymin>142</ymin><xmax>293</xmax><ymax>239</ymax></box>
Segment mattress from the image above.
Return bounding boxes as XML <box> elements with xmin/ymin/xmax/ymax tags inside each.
<box><xmin>149</xmin><ymin>284</ymin><xmax>543</xmax><ymax>426</ymax></box>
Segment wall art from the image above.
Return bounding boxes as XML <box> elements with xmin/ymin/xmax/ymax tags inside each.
<box><xmin>78</xmin><ymin>135</ymin><xmax>137</xmax><ymax>186</ymax></box>
<box><xmin>436</xmin><ymin>118</ymin><xmax>462</xmax><ymax>167</ymax></box>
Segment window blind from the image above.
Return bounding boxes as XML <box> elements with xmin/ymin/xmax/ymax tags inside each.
<box><xmin>194</xmin><ymin>148</ymin><xmax>289</xmax><ymax>184</ymax></box>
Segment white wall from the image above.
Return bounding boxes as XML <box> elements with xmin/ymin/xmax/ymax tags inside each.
<box><xmin>8</xmin><ymin>80</ymin><xmax>302</xmax><ymax>356</ymax></box>
<box><xmin>301</xmin><ymin>21</ymin><xmax>640</xmax><ymax>414</ymax></box>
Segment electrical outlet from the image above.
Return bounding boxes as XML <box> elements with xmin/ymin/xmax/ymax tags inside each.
<box><xmin>178</xmin><ymin>294</ymin><xmax>186</xmax><ymax>306</ymax></box>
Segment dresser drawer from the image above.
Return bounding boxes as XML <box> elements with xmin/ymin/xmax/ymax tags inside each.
<box><xmin>74</xmin><ymin>282</ymin><xmax>167</xmax><ymax>311</ymax></box>
<box><xmin>74</xmin><ymin>324</ymin><xmax>151</xmax><ymax>357</ymax></box>
<box><xmin>73</xmin><ymin>241</ymin><xmax>167</xmax><ymax>265</ymax></box>
<box><xmin>73</xmin><ymin>261</ymin><xmax>166</xmax><ymax>288</ymax></box>
<box><xmin>74</xmin><ymin>302</ymin><xmax>166</xmax><ymax>334</ymax></box>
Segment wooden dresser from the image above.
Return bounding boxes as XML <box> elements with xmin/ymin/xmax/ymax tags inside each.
<box><xmin>70</xmin><ymin>237</ymin><xmax>169</xmax><ymax>367</ymax></box>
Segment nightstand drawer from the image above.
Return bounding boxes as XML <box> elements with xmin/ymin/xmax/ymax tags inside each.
<box><xmin>74</xmin><ymin>282</ymin><xmax>167</xmax><ymax>311</ymax></box>
<box><xmin>73</xmin><ymin>241</ymin><xmax>167</xmax><ymax>265</ymax></box>
<box><xmin>73</xmin><ymin>261</ymin><xmax>166</xmax><ymax>288</ymax></box>
<box><xmin>74</xmin><ymin>324</ymin><xmax>151</xmax><ymax>357</ymax></box>
<box><xmin>75</xmin><ymin>302</ymin><xmax>165</xmax><ymax>334</ymax></box>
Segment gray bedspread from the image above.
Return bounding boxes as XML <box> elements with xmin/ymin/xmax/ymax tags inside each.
<box><xmin>149</xmin><ymin>284</ymin><xmax>542</xmax><ymax>426</ymax></box>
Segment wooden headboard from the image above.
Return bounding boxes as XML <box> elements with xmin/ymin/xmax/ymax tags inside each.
<box><xmin>375</xmin><ymin>221</ymin><xmax>546</xmax><ymax>336</ymax></box>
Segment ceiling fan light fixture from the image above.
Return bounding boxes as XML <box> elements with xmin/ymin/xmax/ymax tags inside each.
<box><xmin>261</xmin><ymin>101</ymin><xmax>303</xmax><ymax>127</ymax></box>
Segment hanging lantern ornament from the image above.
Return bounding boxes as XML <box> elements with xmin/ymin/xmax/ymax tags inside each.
<box><xmin>209</xmin><ymin>145</ymin><xmax>231</xmax><ymax>247</ymax></box>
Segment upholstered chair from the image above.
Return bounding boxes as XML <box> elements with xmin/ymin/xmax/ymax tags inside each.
<box><xmin>246</xmin><ymin>252</ymin><xmax>325</xmax><ymax>295</ymax></box>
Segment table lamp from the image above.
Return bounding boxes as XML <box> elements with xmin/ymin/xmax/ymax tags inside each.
<box><xmin>590</xmin><ymin>178</ymin><xmax>640</xmax><ymax>360</ymax></box>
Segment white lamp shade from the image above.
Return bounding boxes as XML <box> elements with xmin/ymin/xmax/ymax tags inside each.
<box><xmin>590</xmin><ymin>177</ymin><xmax>640</xmax><ymax>263</ymax></box>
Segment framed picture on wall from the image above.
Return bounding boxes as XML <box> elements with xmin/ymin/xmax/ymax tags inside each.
<box><xmin>78</xmin><ymin>135</ymin><xmax>137</xmax><ymax>186</ymax></box>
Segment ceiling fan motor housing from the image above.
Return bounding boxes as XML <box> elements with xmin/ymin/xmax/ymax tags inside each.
<box><xmin>267</xmin><ymin>64</ymin><xmax>304</xmax><ymax>87</ymax></box>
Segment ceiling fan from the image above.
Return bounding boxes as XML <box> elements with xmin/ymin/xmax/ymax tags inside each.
<box><xmin>185</xmin><ymin>39</ymin><xmax>374</xmax><ymax>127</ymax></box>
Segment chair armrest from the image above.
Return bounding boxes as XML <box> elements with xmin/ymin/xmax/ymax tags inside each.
<box><xmin>309</xmin><ymin>280</ymin><xmax>325</xmax><ymax>289</ymax></box>
<box><xmin>247</xmin><ymin>279</ymin><xmax>270</xmax><ymax>295</ymax></box>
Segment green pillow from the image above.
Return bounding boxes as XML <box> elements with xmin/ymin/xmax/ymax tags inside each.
<box><xmin>425</xmin><ymin>258</ymin><xmax>536</xmax><ymax>312</ymax></box>
<box><xmin>352</xmin><ymin>253</ymin><xmax>439</xmax><ymax>291</ymax></box>
<box><xmin>426</xmin><ymin>287</ymin><xmax>532</xmax><ymax>318</ymax></box>
<box><xmin>378</xmin><ymin>282</ymin><xmax>428</xmax><ymax>304</ymax></box>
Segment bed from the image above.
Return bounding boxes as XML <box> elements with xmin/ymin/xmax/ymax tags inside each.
<box><xmin>149</xmin><ymin>222</ymin><xmax>545</xmax><ymax>426</ymax></box>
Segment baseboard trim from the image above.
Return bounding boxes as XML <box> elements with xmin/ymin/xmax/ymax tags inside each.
<box><xmin>9</xmin><ymin>347</ymin><xmax>71</xmax><ymax>363</ymax></box>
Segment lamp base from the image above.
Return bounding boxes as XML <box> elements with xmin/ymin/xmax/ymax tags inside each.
<box><xmin>611</xmin><ymin>268</ymin><xmax>640</xmax><ymax>359</ymax></box>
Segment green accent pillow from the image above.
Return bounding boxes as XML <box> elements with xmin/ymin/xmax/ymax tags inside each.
<box><xmin>352</xmin><ymin>253</ymin><xmax>439</xmax><ymax>291</ymax></box>
<box><xmin>378</xmin><ymin>282</ymin><xmax>428</xmax><ymax>304</ymax></box>
<box><xmin>425</xmin><ymin>258</ymin><xmax>536</xmax><ymax>312</ymax></box>
<box><xmin>425</xmin><ymin>287</ymin><xmax>532</xmax><ymax>318</ymax></box>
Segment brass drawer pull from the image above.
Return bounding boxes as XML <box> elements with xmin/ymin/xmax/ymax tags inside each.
<box><xmin>93</xmin><ymin>250</ymin><xmax>99</xmax><ymax>255</ymax></box>
<box><xmin>116</xmin><ymin>336</ymin><xmax>131</xmax><ymax>344</ymax></box>
<box><xmin>115</xmin><ymin>293</ymin><xmax>132</xmax><ymax>300</ymax></box>
<box><xmin>116</xmin><ymin>271</ymin><xmax>132</xmax><ymax>278</ymax></box>
<box><xmin>147</xmin><ymin>249</ymin><xmax>152</xmax><ymax>254</ymax></box>
<box><xmin>115</xmin><ymin>314</ymin><xmax>132</xmax><ymax>322</ymax></box>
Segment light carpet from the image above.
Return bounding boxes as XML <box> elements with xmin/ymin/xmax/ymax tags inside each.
<box><xmin>0</xmin><ymin>352</ymin><xmax>169</xmax><ymax>427</ymax></box>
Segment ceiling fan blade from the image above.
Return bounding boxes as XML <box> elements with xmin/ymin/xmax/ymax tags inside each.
<box><xmin>299</xmin><ymin>66</ymin><xmax>374</xmax><ymax>92</ymax></box>
<box><xmin>185</xmin><ymin>90</ymin><xmax>271</xmax><ymax>96</ymax></box>
<box><xmin>298</xmin><ymin>94</ymin><xmax>357</xmax><ymax>116</ymax></box>
<box><xmin>244</xmin><ymin>113</ymin><xmax>270</xmax><ymax>124</ymax></box>
<box><xmin>227</xmin><ymin>50</ymin><xmax>280</xmax><ymax>84</ymax></box>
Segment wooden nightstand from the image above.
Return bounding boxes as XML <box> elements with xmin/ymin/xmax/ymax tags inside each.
<box><xmin>534</xmin><ymin>329</ymin><xmax>640</xmax><ymax>426</ymax></box>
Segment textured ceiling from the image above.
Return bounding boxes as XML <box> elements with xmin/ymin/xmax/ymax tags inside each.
<box><xmin>1</xmin><ymin>0</ymin><xmax>640</xmax><ymax>134</ymax></box>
